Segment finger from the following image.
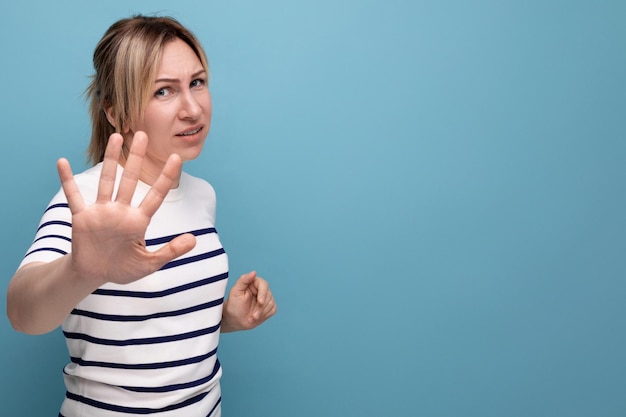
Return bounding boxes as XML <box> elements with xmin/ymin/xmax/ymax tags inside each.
<box><xmin>139</xmin><ymin>153</ymin><xmax>182</xmax><ymax>218</ymax></box>
<box><xmin>254</xmin><ymin>277</ymin><xmax>269</xmax><ymax>305</ymax></box>
<box><xmin>251</xmin><ymin>285</ymin><xmax>271</xmax><ymax>320</ymax></box>
<box><xmin>149</xmin><ymin>233</ymin><xmax>197</xmax><ymax>270</ymax></box>
<box><xmin>116</xmin><ymin>131</ymin><xmax>148</xmax><ymax>205</ymax></box>
<box><xmin>262</xmin><ymin>297</ymin><xmax>277</xmax><ymax>320</ymax></box>
<box><xmin>57</xmin><ymin>158</ymin><xmax>85</xmax><ymax>214</ymax></box>
<box><xmin>258</xmin><ymin>292</ymin><xmax>276</xmax><ymax>319</ymax></box>
<box><xmin>96</xmin><ymin>133</ymin><xmax>124</xmax><ymax>204</ymax></box>
<box><xmin>232</xmin><ymin>271</ymin><xmax>257</xmax><ymax>293</ymax></box>
<box><xmin>252</xmin><ymin>295</ymin><xmax>276</xmax><ymax>323</ymax></box>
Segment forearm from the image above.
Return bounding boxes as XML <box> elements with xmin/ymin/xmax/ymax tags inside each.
<box><xmin>6</xmin><ymin>256</ymin><xmax>102</xmax><ymax>335</ymax></box>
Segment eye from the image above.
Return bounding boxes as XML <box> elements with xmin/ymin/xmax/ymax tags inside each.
<box><xmin>154</xmin><ymin>87</ymin><xmax>172</xmax><ymax>98</ymax></box>
<box><xmin>190</xmin><ymin>78</ymin><xmax>206</xmax><ymax>89</ymax></box>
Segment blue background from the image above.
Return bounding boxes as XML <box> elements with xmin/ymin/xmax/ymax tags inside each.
<box><xmin>1</xmin><ymin>1</ymin><xmax>625</xmax><ymax>416</ymax></box>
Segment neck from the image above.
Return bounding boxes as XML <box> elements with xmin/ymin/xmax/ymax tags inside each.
<box><xmin>118</xmin><ymin>153</ymin><xmax>181</xmax><ymax>189</ymax></box>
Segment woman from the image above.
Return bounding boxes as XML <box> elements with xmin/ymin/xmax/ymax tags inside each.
<box><xmin>6</xmin><ymin>15</ymin><xmax>276</xmax><ymax>417</ymax></box>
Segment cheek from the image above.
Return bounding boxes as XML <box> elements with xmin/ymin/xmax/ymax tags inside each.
<box><xmin>140</xmin><ymin>109</ymin><xmax>171</xmax><ymax>132</ymax></box>
<box><xmin>204</xmin><ymin>92</ymin><xmax>213</xmax><ymax>114</ymax></box>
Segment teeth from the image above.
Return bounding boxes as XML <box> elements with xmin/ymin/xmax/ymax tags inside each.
<box><xmin>180</xmin><ymin>127</ymin><xmax>201</xmax><ymax>136</ymax></box>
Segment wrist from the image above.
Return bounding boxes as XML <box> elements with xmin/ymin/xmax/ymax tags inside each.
<box><xmin>65</xmin><ymin>253</ymin><xmax>106</xmax><ymax>291</ymax></box>
<box><xmin>221</xmin><ymin>301</ymin><xmax>241</xmax><ymax>333</ymax></box>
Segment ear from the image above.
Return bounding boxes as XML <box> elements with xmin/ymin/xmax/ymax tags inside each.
<box><xmin>104</xmin><ymin>106</ymin><xmax>116</xmax><ymax>127</ymax></box>
<box><xmin>104</xmin><ymin>106</ymin><xmax>130</xmax><ymax>134</ymax></box>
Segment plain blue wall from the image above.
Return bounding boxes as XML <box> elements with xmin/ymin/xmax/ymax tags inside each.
<box><xmin>2</xmin><ymin>1</ymin><xmax>625</xmax><ymax>416</ymax></box>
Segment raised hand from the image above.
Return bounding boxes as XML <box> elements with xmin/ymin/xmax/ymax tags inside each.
<box><xmin>57</xmin><ymin>131</ymin><xmax>197</xmax><ymax>287</ymax></box>
<box><xmin>222</xmin><ymin>271</ymin><xmax>277</xmax><ymax>332</ymax></box>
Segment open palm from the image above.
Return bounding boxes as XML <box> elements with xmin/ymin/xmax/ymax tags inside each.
<box><xmin>57</xmin><ymin>132</ymin><xmax>196</xmax><ymax>287</ymax></box>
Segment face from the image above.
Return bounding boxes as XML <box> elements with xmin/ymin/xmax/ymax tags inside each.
<box><xmin>131</xmin><ymin>38</ymin><xmax>212</xmax><ymax>183</ymax></box>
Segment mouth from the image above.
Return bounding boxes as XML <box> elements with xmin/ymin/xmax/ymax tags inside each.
<box><xmin>176</xmin><ymin>126</ymin><xmax>203</xmax><ymax>137</ymax></box>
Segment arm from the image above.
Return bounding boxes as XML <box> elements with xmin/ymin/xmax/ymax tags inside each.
<box><xmin>7</xmin><ymin>258</ymin><xmax>101</xmax><ymax>335</ymax></box>
<box><xmin>6</xmin><ymin>132</ymin><xmax>196</xmax><ymax>335</ymax></box>
<box><xmin>221</xmin><ymin>271</ymin><xmax>277</xmax><ymax>333</ymax></box>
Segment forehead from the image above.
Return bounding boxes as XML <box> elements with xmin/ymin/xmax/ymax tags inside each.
<box><xmin>155</xmin><ymin>38</ymin><xmax>204</xmax><ymax>76</ymax></box>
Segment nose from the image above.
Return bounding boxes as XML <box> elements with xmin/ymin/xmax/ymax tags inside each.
<box><xmin>178</xmin><ymin>90</ymin><xmax>202</xmax><ymax>120</ymax></box>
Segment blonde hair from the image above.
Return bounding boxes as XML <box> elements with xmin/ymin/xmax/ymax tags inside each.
<box><xmin>85</xmin><ymin>15</ymin><xmax>209</xmax><ymax>165</ymax></box>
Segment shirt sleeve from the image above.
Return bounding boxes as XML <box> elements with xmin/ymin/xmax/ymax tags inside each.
<box><xmin>19</xmin><ymin>189</ymin><xmax>72</xmax><ymax>268</ymax></box>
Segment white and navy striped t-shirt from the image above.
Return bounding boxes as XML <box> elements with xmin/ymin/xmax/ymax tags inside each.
<box><xmin>20</xmin><ymin>163</ymin><xmax>228</xmax><ymax>417</ymax></box>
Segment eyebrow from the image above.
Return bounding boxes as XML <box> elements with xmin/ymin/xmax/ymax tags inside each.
<box><xmin>154</xmin><ymin>69</ymin><xmax>207</xmax><ymax>84</ymax></box>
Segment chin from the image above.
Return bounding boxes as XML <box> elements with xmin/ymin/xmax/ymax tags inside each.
<box><xmin>179</xmin><ymin>146</ymin><xmax>205</xmax><ymax>163</ymax></box>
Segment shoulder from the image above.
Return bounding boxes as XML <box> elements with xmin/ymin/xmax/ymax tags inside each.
<box><xmin>73</xmin><ymin>163</ymin><xmax>104</xmax><ymax>185</ymax></box>
<box><xmin>48</xmin><ymin>163</ymin><xmax>103</xmax><ymax>205</ymax></box>
<box><xmin>180</xmin><ymin>171</ymin><xmax>216</xmax><ymax>199</ymax></box>
<box><xmin>179</xmin><ymin>171</ymin><xmax>218</xmax><ymax>222</ymax></box>
<box><xmin>70</xmin><ymin>163</ymin><xmax>103</xmax><ymax>201</ymax></box>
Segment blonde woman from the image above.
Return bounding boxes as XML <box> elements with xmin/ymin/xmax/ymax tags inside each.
<box><xmin>7</xmin><ymin>15</ymin><xmax>276</xmax><ymax>417</ymax></box>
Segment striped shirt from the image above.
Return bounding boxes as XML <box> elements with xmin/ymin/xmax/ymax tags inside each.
<box><xmin>20</xmin><ymin>163</ymin><xmax>228</xmax><ymax>417</ymax></box>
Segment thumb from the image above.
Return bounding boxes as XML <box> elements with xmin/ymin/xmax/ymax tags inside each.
<box><xmin>233</xmin><ymin>271</ymin><xmax>257</xmax><ymax>291</ymax></box>
<box><xmin>152</xmin><ymin>233</ymin><xmax>197</xmax><ymax>267</ymax></box>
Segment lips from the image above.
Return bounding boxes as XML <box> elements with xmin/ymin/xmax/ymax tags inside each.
<box><xmin>176</xmin><ymin>126</ymin><xmax>203</xmax><ymax>136</ymax></box>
